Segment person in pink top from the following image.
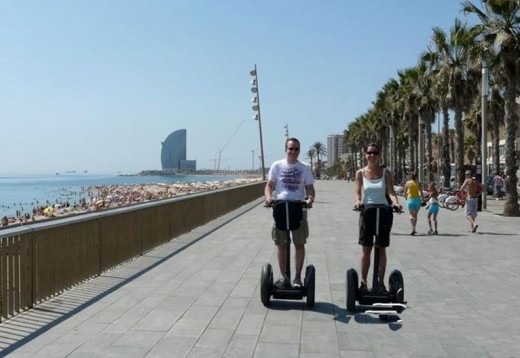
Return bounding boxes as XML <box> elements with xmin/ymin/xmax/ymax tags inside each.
<box><xmin>493</xmin><ymin>171</ymin><xmax>504</xmax><ymax>200</ymax></box>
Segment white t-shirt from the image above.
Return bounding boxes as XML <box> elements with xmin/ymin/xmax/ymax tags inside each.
<box><xmin>267</xmin><ymin>159</ymin><xmax>315</xmax><ymax>201</ymax></box>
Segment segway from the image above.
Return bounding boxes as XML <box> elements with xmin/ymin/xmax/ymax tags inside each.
<box><xmin>260</xmin><ymin>200</ymin><xmax>315</xmax><ymax>308</ymax></box>
<box><xmin>346</xmin><ymin>204</ymin><xmax>406</xmax><ymax>318</ymax></box>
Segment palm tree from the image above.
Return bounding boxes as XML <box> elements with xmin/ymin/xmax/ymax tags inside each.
<box><xmin>306</xmin><ymin>148</ymin><xmax>316</xmax><ymax>175</ymax></box>
<box><xmin>488</xmin><ymin>83</ymin><xmax>505</xmax><ymax>174</ymax></box>
<box><xmin>413</xmin><ymin>61</ymin><xmax>439</xmax><ymax>183</ymax></box>
<box><xmin>464</xmin><ymin>135</ymin><xmax>478</xmax><ymax>164</ymax></box>
<box><xmin>429</xmin><ymin>18</ymin><xmax>479</xmax><ymax>186</ymax></box>
<box><xmin>463</xmin><ymin>0</ymin><xmax>520</xmax><ymax>216</ymax></box>
<box><xmin>421</xmin><ymin>47</ymin><xmax>453</xmax><ymax>187</ymax></box>
<box><xmin>312</xmin><ymin>142</ymin><xmax>327</xmax><ymax>179</ymax></box>
<box><xmin>397</xmin><ymin>67</ymin><xmax>421</xmax><ymax>176</ymax></box>
<box><xmin>373</xmin><ymin>78</ymin><xmax>401</xmax><ymax>173</ymax></box>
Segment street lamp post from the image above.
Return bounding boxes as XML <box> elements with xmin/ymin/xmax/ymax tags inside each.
<box><xmin>437</xmin><ymin>111</ymin><xmax>441</xmax><ymax>185</ymax></box>
<box><xmin>481</xmin><ymin>58</ymin><xmax>489</xmax><ymax>209</ymax></box>
<box><xmin>418</xmin><ymin>115</ymin><xmax>425</xmax><ymax>183</ymax></box>
<box><xmin>251</xmin><ymin>149</ymin><xmax>258</xmax><ymax>171</ymax></box>
<box><xmin>388</xmin><ymin>124</ymin><xmax>394</xmax><ymax>173</ymax></box>
<box><xmin>250</xmin><ymin>64</ymin><xmax>266</xmax><ymax>180</ymax></box>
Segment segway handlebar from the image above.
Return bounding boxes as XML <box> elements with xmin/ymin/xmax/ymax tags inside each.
<box><xmin>265</xmin><ymin>199</ymin><xmax>308</xmax><ymax>209</ymax></box>
<box><xmin>353</xmin><ymin>203</ymin><xmax>403</xmax><ymax>214</ymax></box>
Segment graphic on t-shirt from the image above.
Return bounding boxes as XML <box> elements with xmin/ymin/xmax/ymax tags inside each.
<box><xmin>281</xmin><ymin>167</ymin><xmax>303</xmax><ymax>192</ymax></box>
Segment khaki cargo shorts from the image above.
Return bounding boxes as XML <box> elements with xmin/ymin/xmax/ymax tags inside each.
<box><xmin>271</xmin><ymin>211</ymin><xmax>309</xmax><ymax>245</ymax></box>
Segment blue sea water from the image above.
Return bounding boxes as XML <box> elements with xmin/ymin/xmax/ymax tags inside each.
<box><xmin>0</xmin><ymin>173</ymin><xmax>246</xmax><ymax>218</ymax></box>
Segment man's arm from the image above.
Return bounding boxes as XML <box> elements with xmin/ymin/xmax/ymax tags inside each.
<box><xmin>264</xmin><ymin>180</ymin><xmax>275</xmax><ymax>205</ymax></box>
<box><xmin>460</xmin><ymin>179</ymin><xmax>468</xmax><ymax>192</ymax></box>
<box><xmin>385</xmin><ymin>170</ymin><xmax>401</xmax><ymax>207</ymax></box>
<box><xmin>305</xmin><ymin>184</ymin><xmax>315</xmax><ymax>208</ymax></box>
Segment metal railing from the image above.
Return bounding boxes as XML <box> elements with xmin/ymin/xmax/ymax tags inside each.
<box><xmin>0</xmin><ymin>182</ymin><xmax>264</xmax><ymax>322</ymax></box>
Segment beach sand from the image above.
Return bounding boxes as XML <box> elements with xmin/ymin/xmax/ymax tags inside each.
<box><xmin>1</xmin><ymin>177</ymin><xmax>263</xmax><ymax>228</ymax></box>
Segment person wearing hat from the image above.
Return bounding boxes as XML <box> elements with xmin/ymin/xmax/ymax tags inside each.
<box><xmin>460</xmin><ymin>170</ymin><xmax>485</xmax><ymax>233</ymax></box>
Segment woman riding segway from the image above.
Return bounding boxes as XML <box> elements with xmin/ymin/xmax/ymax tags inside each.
<box><xmin>354</xmin><ymin>143</ymin><xmax>401</xmax><ymax>294</ymax></box>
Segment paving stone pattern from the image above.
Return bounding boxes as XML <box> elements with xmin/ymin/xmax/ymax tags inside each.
<box><xmin>0</xmin><ymin>181</ymin><xmax>519</xmax><ymax>357</ymax></box>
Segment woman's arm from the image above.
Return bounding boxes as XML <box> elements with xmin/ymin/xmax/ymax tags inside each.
<box><xmin>354</xmin><ymin>169</ymin><xmax>363</xmax><ymax>206</ymax></box>
<box><xmin>385</xmin><ymin>170</ymin><xmax>401</xmax><ymax>206</ymax></box>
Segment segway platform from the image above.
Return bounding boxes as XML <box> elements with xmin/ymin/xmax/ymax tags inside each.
<box><xmin>346</xmin><ymin>204</ymin><xmax>406</xmax><ymax>320</ymax></box>
<box><xmin>260</xmin><ymin>200</ymin><xmax>315</xmax><ymax>308</ymax></box>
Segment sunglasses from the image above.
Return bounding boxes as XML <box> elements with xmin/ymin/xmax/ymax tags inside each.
<box><xmin>287</xmin><ymin>147</ymin><xmax>300</xmax><ymax>151</ymax></box>
<box><xmin>366</xmin><ymin>151</ymin><xmax>379</xmax><ymax>155</ymax></box>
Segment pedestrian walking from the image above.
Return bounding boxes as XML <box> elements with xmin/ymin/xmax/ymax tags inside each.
<box><xmin>425</xmin><ymin>182</ymin><xmax>440</xmax><ymax>235</ymax></box>
<box><xmin>493</xmin><ymin>171</ymin><xmax>504</xmax><ymax>200</ymax></box>
<box><xmin>404</xmin><ymin>172</ymin><xmax>425</xmax><ymax>235</ymax></box>
<box><xmin>460</xmin><ymin>170</ymin><xmax>485</xmax><ymax>233</ymax></box>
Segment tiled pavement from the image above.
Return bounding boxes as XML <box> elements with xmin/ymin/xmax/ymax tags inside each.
<box><xmin>1</xmin><ymin>181</ymin><xmax>519</xmax><ymax>357</ymax></box>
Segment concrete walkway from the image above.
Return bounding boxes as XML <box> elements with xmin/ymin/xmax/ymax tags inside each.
<box><xmin>1</xmin><ymin>181</ymin><xmax>519</xmax><ymax>357</ymax></box>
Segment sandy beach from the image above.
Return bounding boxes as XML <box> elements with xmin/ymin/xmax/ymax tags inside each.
<box><xmin>1</xmin><ymin>177</ymin><xmax>263</xmax><ymax>228</ymax></box>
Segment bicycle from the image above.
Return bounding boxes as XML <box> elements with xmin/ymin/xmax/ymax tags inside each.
<box><xmin>444</xmin><ymin>190</ymin><xmax>466</xmax><ymax>210</ymax></box>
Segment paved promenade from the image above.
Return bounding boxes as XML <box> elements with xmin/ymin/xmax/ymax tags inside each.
<box><xmin>1</xmin><ymin>181</ymin><xmax>519</xmax><ymax>357</ymax></box>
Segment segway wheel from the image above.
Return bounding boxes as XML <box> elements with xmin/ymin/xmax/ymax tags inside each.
<box><xmin>304</xmin><ymin>264</ymin><xmax>315</xmax><ymax>308</ymax></box>
<box><xmin>346</xmin><ymin>268</ymin><xmax>358</xmax><ymax>312</ymax></box>
<box><xmin>260</xmin><ymin>263</ymin><xmax>273</xmax><ymax>307</ymax></box>
<box><xmin>389</xmin><ymin>269</ymin><xmax>404</xmax><ymax>303</ymax></box>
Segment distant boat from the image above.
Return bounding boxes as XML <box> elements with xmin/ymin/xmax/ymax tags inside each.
<box><xmin>56</xmin><ymin>172</ymin><xmax>60</xmax><ymax>175</ymax></box>
<box><xmin>83</xmin><ymin>170</ymin><xmax>88</xmax><ymax>173</ymax></box>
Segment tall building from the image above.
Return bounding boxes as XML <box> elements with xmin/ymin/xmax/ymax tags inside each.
<box><xmin>161</xmin><ymin>129</ymin><xmax>196</xmax><ymax>172</ymax></box>
<box><xmin>327</xmin><ymin>134</ymin><xmax>348</xmax><ymax>166</ymax></box>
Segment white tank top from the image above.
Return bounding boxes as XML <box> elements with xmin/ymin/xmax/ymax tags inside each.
<box><xmin>361</xmin><ymin>168</ymin><xmax>387</xmax><ymax>205</ymax></box>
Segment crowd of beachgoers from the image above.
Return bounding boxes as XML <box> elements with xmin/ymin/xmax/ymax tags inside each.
<box><xmin>1</xmin><ymin>178</ymin><xmax>262</xmax><ymax>228</ymax></box>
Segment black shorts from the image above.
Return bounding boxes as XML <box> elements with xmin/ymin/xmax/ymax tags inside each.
<box><xmin>358</xmin><ymin>205</ymin><xmax>393</xmax><ymax>247</ymax></box>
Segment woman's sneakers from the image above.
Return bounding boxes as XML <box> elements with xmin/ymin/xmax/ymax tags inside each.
<box><xmin>275</xmin><ymin>277</ymin><xmax>291</xmax><ymax>289</ymax></box>
<box><xmin>359</xmin><ymin>282</ymin><xmax>369</xmax><ymax>294</ymax></box>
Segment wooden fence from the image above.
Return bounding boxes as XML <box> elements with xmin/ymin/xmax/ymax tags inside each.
<box><xmin>0</xmin><ymin>181</ymin><xmax>264</xmax><ymax>322</ymax></box>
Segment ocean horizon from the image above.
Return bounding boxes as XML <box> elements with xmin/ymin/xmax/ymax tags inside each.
<box><xmin>0</xmin><ymin>172</ymin><xmax>252</xmax><ymax>218</ymax></box>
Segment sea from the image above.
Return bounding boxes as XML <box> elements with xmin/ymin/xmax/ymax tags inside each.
<box><xmin>0</xmin><ymin>173</ymin><xmax>248</xmax><ymax>218</ymax></box>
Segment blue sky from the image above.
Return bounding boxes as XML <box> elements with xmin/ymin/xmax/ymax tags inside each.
<box><xmin>0</xmin><ymin>0</ymin><xmax>474</xmax><ymax>174</ymax></box>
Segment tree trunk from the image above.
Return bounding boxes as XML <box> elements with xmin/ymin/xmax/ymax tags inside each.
<box><xmin>454</xmin><ymin>102</ymin><xmax>465</xmax><ymax>186</ymax></box>
<box><xmin>442</xmin><ymin>106</ymin><xmax>451</xmax><ymax>188</ymax></box>
<box><xmin>492</xmin><ymin>116</ymin><xmax>500</xmax><ymax>174</ymax></box>
<box><xmin>502</xmin><ymin>54</ymin><xmax>519</xmax><ymax>216</ymax></box>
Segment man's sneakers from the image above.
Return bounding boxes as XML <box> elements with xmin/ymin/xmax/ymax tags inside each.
<box><xmin>293</xmin><ymin>277</ymin><xmax>303</xmax><ymax>288</ymax></box>
<box><xmin>275</xmin><ymin>277</ymin><xmax>303</xmax><ymax>289</ymax></box>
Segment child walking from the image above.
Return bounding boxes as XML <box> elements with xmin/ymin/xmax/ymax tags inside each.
<box><xmin>425</xmin><ymin>183</ymin><xmax>440</xmax><ymax>235</ymax></box>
